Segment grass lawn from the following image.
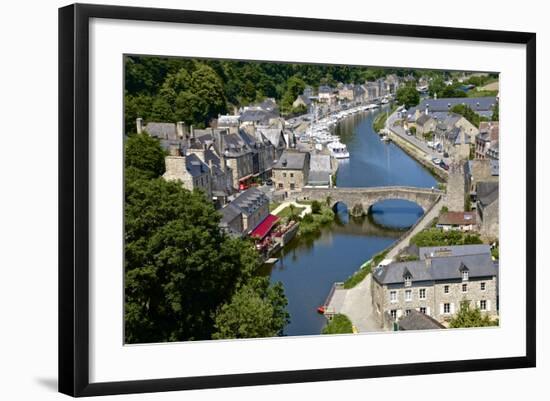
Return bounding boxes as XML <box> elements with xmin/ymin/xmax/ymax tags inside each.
<box><xmin>269</xmin><ymin>202</ymin><xmax>281</xmax><ymax>212</ymax></box>
<box><xmin>275</xmin><ymin>204</ymin><xmax>306</xmax><ymax>218</ymax></box>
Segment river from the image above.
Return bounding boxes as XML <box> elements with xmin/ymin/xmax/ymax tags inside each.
<box><xmin>262</xmin><ymin>108</ymin><xmax>438</xmax><ymax>336</ymax></box>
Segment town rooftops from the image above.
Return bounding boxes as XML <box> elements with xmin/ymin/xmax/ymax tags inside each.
<box><xmin>143</xmin><ymin>122</ymin><xmax>178</xmax><ymax>140</ymax></box>
<box><xmin>418</xmin><ymin>244</ymin><xmax>491</xmax><ymax>260</ymax></box>
<box><xmin>419</xmin><ymin>97</ymin><xmax>497</xmax><ymax>113</ymax></box>
<box><xmin>273</xmin><ymin>150</ymin><xmax>309</xmax><ymax>170</ymax></box>
<box><xmin>318</xmin><ymin>85</ymin><xmax>335</xmax><ymax>94</ymax></box>
<box><xmin>398</xmin><ymin>310</ymin><xmax>446</xmax><ymax>331</ymax></box>
<box><xmin>227</xmin><ymin>187</ymin><xmax>269</xmax><ymax>217</ymax></box>
<box><xmin>416</xmin><ymin>113</ymin><xmax>434</xmax><ymax>126</ymax></box>
<box><xmin>185</xmin><ymin>153</ymin><xmax>209</xmax><ymax>177</ymax></box>
<box><xmin>478</xmin><ymin>121</ymin><xmax>499</xmax><ymax>142</ymax></box>
<box><xmin>373</xmin><ymin>252</ymin><xmax>496</xmax><ymax>285</ymax></box>
<box><xmin>477</xmin><ymin>181</ymin><xmax>499</xmax><ymax>207</ymax></box>
<box><xmin>217</xmin><ymin>114</ymin><xmax>240</xmax><ymax>127</ymax></box>
<box><xmin>256</xmin><ymin>127</ymin><xmax>286</xmax><ymax>149</ymax></box>
<box><xmin>438</xmin><ymin>211</ymin><xmax>477</xmax><ymax>226</ymax></box>
<box><xmin>240</xmin><ymin>108</ymin><xmax>278</xmax><ymax>123</ymax></box>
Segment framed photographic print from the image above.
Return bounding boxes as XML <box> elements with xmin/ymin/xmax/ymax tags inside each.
<box><xmin>58</xmin><ymin>3</ymin><xmax>536</xmax><ymax>397</ymax></box>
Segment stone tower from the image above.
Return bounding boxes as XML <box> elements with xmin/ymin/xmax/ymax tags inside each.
<box><xmin>446</xmin><ymin>160</ymin><xmax>468</xmax><ymax>212</ymax></box>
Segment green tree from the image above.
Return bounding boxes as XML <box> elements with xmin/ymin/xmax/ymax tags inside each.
<box><xmin>322</xmin><ymin>314</ymin><xmax>353</xmax><ymax>334</ymax></box>
<box><xmin>124</xmin><ymin>173</ymin><xmax>288</xmax><ymax>343</ymax></box>
<box><xmin>311</xmin><ymin>200</ymin><xmax>322</xmax><ymax>214</ymax></box>
<box><xmin>212</xmin><ymin>278</ymin><xmax>289</xmax><ymax>339</ymax></box>
<box><xmin>281</xmin><ymin>75</ymin><xmax>306</xmax><ymax>114</ymax></box>
<box><xmin>450</xmin><ymin>104</ymin><xmax>484</xmax><ymax>128</ymax></box>
<box><xmin>124</xmin><ymin>133</ymin><xmax>166</xmax><ymax>178</ymax></box>
<box><xmin>396</xmin><ymin>85</ymin><xmax>420</xmax><ymax>108</ymax></box>
<box><xmin>449</xmin><ymin>300</ymin><xmax>498</xmax><ymax>328</ymax></box>
<box><xmin>492</xmin><ymin>102</ymin><xmax>499</xmax><ymax>121</ymax></box>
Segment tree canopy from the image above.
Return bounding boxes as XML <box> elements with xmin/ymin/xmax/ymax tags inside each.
<box><xmin>125</xmin><ymin>133</ymin><xmax>166</xmax><ymax>178</ymax></box>
<box><xmin>450</xmin><ymin>104</ymin><xmax>489</xmax><ymax>128</ymax></box>
<box><xmin>411</xmin><ymin>228</ymin><xmax>483</xmax><ymax>247</ymax></box>
<box><xmin>396</xmin><ymin>84</ymin><xmax>420</xmax><ymax>108</ymax></box>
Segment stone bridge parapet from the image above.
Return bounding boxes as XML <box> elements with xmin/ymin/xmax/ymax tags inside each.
<box><xmin>299</xmin><ymin>186</ymin><xmax>443</xmax><ymax>214</ymax></box>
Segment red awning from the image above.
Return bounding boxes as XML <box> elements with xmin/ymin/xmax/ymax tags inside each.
<box><xmin>250</xmin><ymin>214</ymin><xmax>280</xmax><ymax>239</ymax></box>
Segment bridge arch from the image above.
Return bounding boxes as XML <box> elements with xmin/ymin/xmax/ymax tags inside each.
<box><xmin>299</xmin><ymin>186</ymin><xmax>442</xmax><ymax>216</ymax></box>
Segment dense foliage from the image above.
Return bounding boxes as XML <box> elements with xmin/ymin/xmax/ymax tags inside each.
<box><xmin>125</xmin><ymin>56</ymin><xmax>439</xmax><ymax>134</ymax></box>
<box><xmin>449</xmin><ymin>301</ymin><xmax>498</xmax><ymax>328</ymax></box>
<box><xmin>450</xmin><ymin>104</ymin><xmax>488</xmax><ymax>128</ymax></box>
<box><xmin>396</xmin><ymin>84</ymin><xmax>420</xmax><ymax>108</ymax></box>
<box><xmin>322</xmin><ymin>314</ymin><xmax>354</xmax><ymax>334</ymax></box>
<box><xmin>125</xmin><ymin>133</ymin><xmax>166</xmax><ymax>178</ymax></box>
<box><xmin>410</xmin><ymin>228</ymin><xmax>483</xmax><ymax>247</ymax></box>
<box><xmin>124</xmin><ymin>136</ymin><xmax>289</xmax><ymax>343</ymax></box>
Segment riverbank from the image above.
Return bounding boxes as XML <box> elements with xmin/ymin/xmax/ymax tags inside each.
<box><xmin>387</xmin><ymin>130</ymin><xmax>448</xmax><ymax>181</ymax></box>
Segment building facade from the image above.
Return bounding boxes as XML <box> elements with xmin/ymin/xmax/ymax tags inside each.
<box><xmin>371</xmin><ymin>246</ymin><xmax>498</xmax><ymax>328</ymax></box>
<box><xmin>272</xmin><ymin>150</ymin><xmax>310</xmax><ymax>193</ymax></box>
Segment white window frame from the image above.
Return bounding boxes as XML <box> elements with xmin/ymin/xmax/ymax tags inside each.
<box><xmin>462</xmin><ymin>271</ymin><xmax>469</xmax><ymax>281</ymax></box>
<box><xmin>389</xmin><ymin>290</ymin><xmax>397</xmax><ymax>303</ymax></box>
<box><xmin>480</xmin><ymin>300</ymin><xmax>487</xmax><ymax>311</ymax></box>
<box><xmin>481</xmin><ymin>282</ymin><xmax>486</xmax><ymax>291</ymax></box>
<box><xmin>390</xmin><ymin>309</ymin><xmax>397</xmax><ymax>321</ymax></box>
<box><xmin>444</xmin><ymin>285</ymin><xmax>449</xmax><ymax>294</ymax></box>
<box><xmin>419</xmin><ymin>288</ymin><xmax>426</xmax><ymax>300</ymax></box>
<box><xmin>462</xmin><ymin>283</ymin><xmax>468</xmax><ymax>293</ymax></box>
<box><xmin>419</xmin><ymin>307</ymin><xmax>427</xmax><ymax>314</ymax></box>
<box><xmin>444</xmin><ymin>303</ymin><xmax>451</xmax><ymax>314</ymax></box>
<box><xmin>405</xmin><ymin>289</ymin><xmax>412</xmax><ymax>302</ymax></box>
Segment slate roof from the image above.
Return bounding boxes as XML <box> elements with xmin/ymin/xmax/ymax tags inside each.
<box><xmin>225</xmin><ymin>187</ymin><xmax>269</xmax><ymax>217</ymax></box>
<box><xmin>308</xmin><ymin>170</ymin><xmax>331</xmax><ymax>184</ymax></box>
<box><xmin>144</xmin><ymin>122</ymin><xmax>177</xmax><ymax>140</ymax></box>
<box><xmin>418</xmin><ymin>244</ymin><xmax>491</xmax><ymax>259</ymax></box>
<box><xmin>438</xmin><ymin>211</ymin><xmax>477</xmax><ymax>226</ymax></box>
<box><xmin>273</xmin><ymin>150</ymin><xmax>309</xmax><ymax>170</ymax></box>
<box><xmin>398</xmin><ymin>310</ymin><xmax>446</xmax><ymax>331</ymax></box>
<box><xmin>419</xmin><ymin>97</ymin><xmax>497</xmax><ymax>113</ymax></box>
<box><xmin>240</xmin><ymin>108</ymin><xmax>278</xmax><ymax>123</ymax></box>
<box><xmin>185</xmin><ymin>153</ymin><xmax>209</xmax><ymax>177</ymax></box>
<box><xmin>309</xmin><ymin>154</ymin><xmax>331</xmax><ymax>172</ymax></box>
<box><xmin>222</xmin><ymin>132</ymin><xmax>251</xmax><ymax>157</ymax></box>
<box><xmin>416</xmin><ymin>113</ymin><xmax>434</xmax><ymax>126</ymax></box>
<box><xmin>477</xmin><ymin>181</ymin><xmax>499</xmax><ymax>207</ymax></box>
<box><xmin>373</xmin><ymin>253</ymin><xmax>496</xmax><ymax>285</ymax></box>
<box><xmin>256</xmin><ymin>127</ymin><xmax>286</xmax><ymax>149</ymax></box>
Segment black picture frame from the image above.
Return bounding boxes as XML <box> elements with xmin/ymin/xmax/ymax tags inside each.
<box><xmin>59</xmin><ymin>3</ymin><xmax>536</xmax><ymax>397</ymax></box>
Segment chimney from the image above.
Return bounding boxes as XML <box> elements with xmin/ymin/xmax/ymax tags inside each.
<box><xmin>176</xmin><ymin>121</ymin><xmax>187</xmax><ymax>139</ymax></box>
<box><xmin>425</xmin><ymin>255</ymin><xmax>432</xmax><ymax>268</ymax></box>
<box><xmin>136</xmin><ymin>118</ymin><xmax>143</xmax><ymax>134</ymax></box>
<box><xmin>425</xmin><ymin>105</ymin><xmax>429</xmax><ymax>115</ymax></box>
<box><xmin>190</xmin><ymin>125</ymin><xmax>195</xmax><ymax>140</ymax></box>
<box><xmin>168</xmin><ymin>145</ymin><xmax>181</xmax><ymax>156</ymax></box>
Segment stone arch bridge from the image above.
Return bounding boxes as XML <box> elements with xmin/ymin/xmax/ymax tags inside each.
<box><xmin>299</xmin><ymin>186</ymin><xmax>443</xmax><ymax>215</ymax></box>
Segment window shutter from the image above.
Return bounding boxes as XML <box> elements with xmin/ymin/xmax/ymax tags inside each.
<box><xmin>450</xmin><ymin>303</ymin><xmax>455</xmax><ymax>314</ymax></box>
<box><xmin>439</xmin><ymin>303</ymin><xmax>443</xmax><ymax>315</ymax></box>
<box><xmin>476</xmin><ymin>300</ymin><xmax>480</xmax><ymax>308</ymax></box>
<box><xmin>487</xmin><ymin>300</ymin><xmax>491</xmax><ymax>311</ymax></box>
<box><xmin>397</xmin><ymin>310</ymin><xmax>402</xmax><ymax>318</ymax></box>
<box><xmin>427</xmin><ymin>307</ymin><xmax>431</xmax><ymax>316</ymax></box>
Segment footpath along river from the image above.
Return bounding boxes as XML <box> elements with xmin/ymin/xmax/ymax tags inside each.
<box><xmin>260</xmin><ymin>108</ymin><xmax>438</xmax><ymax>336</ymax></box>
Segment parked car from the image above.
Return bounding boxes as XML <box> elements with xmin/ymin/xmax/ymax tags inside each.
<box><xmin>432</xmin><ymin>157</ymin><xmax>442</xmax><ymax>165</ymax></box>
<box><xmin>439</xmin><ymin>161</ymin><xmax>449</xmax><ymax>170</ymax></box>
<box><xmin>265</xmin><ymin>179</ymin><xmax>273</xmax><ymax>186</ymax></box>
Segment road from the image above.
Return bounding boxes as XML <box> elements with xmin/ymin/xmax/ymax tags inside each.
<box><xmin>385</xmin><ymin>108</ymin><xmax>451</xmax><ymax>168</ymax></box>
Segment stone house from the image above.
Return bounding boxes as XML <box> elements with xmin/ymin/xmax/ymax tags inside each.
<box><xmin>219</xmin><ymin>187</ymin><xmax>270</xmax><ymax>237</ymax></box>
<box><xmin>446</xmin><ymin>161</ymin><xmax>470</xmax><ymax>212</ymax></box>
<box><xmin>476</xmin><ymin>181</ymin><xmax>499</xmax><ymax>240</ymax></box>
<box><xmin>371</xmin><ymin>245</ymin><xmax>498</xmax><ymax>328</ymax></box>
<box><xmin>436</xmin><ymin>211</ymin><xmax>477</xmax><ymax>231</ymax></box>
<box><xmin>415</xmin><ymin>114</ymin><xmax>436</xmax><ymax>139</ymax></box>
<box><xmin>292</xmin><ymin>94</ymin><xmax>312</xmax><ymax>110</ymax></box>
<box><xmin>338</xmin><ymin>84</ymin><xmax>356</xmax><ymax>102</ymax></box>
<box><xmin>162</xmin><ymin>152</ymin><xmax>212</xmax><ymax>199</ymax></box>
<box><xmin>187</xmin><ymin>143</ymin><xmax>233</xmax><ymax>207</ymax></box>
<box><xmin>255</xmin><ymin>126</ymin><xmax>288</xmax><ymax>159</ymax></box>
<box><xmin>318</xmin><ymin>85</ymin><xmax>337</xmax><ymax>104</ymax></box>
<box><xmin>210</xmin><ymin>130</ymin><xmax>254</xmax><ymax>189</ymax></box>
<box><xmin>475</xmin><ymin>122</ymin><xmax>499</xmax><ymax>159</ymax></box>
<box><xmin>272</xmin><ymin>150</ymin><xmax>310</xmax><ymax>193</ymax></box>
<box><xmin>363</xmin><ymin>81</ymin><xmax>380</xmax><ymax>101</ymax></box>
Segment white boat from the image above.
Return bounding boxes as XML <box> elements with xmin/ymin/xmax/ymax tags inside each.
<box><xmin>327</xmin><ymin>141</ymin><xmax>350</xmax><ymax>159</ymax></box>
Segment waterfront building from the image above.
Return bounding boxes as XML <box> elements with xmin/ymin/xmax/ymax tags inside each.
<box><xmin>272</xmin><ymin>150</ymin><xmax>310</xmax><ymax>193</ymax></box>
<box><xmin>436</xmin><ymin>211</ymin><xmax>477</xmax><ymax>232</ymax></box>
<box><xmin>397</xmin><ymin>310</ymin><xmax>446</xmax><ymax>331</ymax></box>
<box><xmin>307</xmin><ymin>153</ymin><xmax>333</xmax><ymax>188</ymax></box>
<box><xmin>318</xmin><ymin>85</ymin><xmax>337</xmax><ymax>104</ymax></box>
<box><xmin>476</xmin><ymin>181</ymin><xmax>499</xmax><ymax>240</ymax></box>
<box><xmin>371</xmin><ymin>245</ymin><xmax>498</xmax><ymax>328</ymax></box>
<box><xmin>219</xmin><ymin>187</ymin><xmax>270</xmax><ymax>237</ymax></box>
